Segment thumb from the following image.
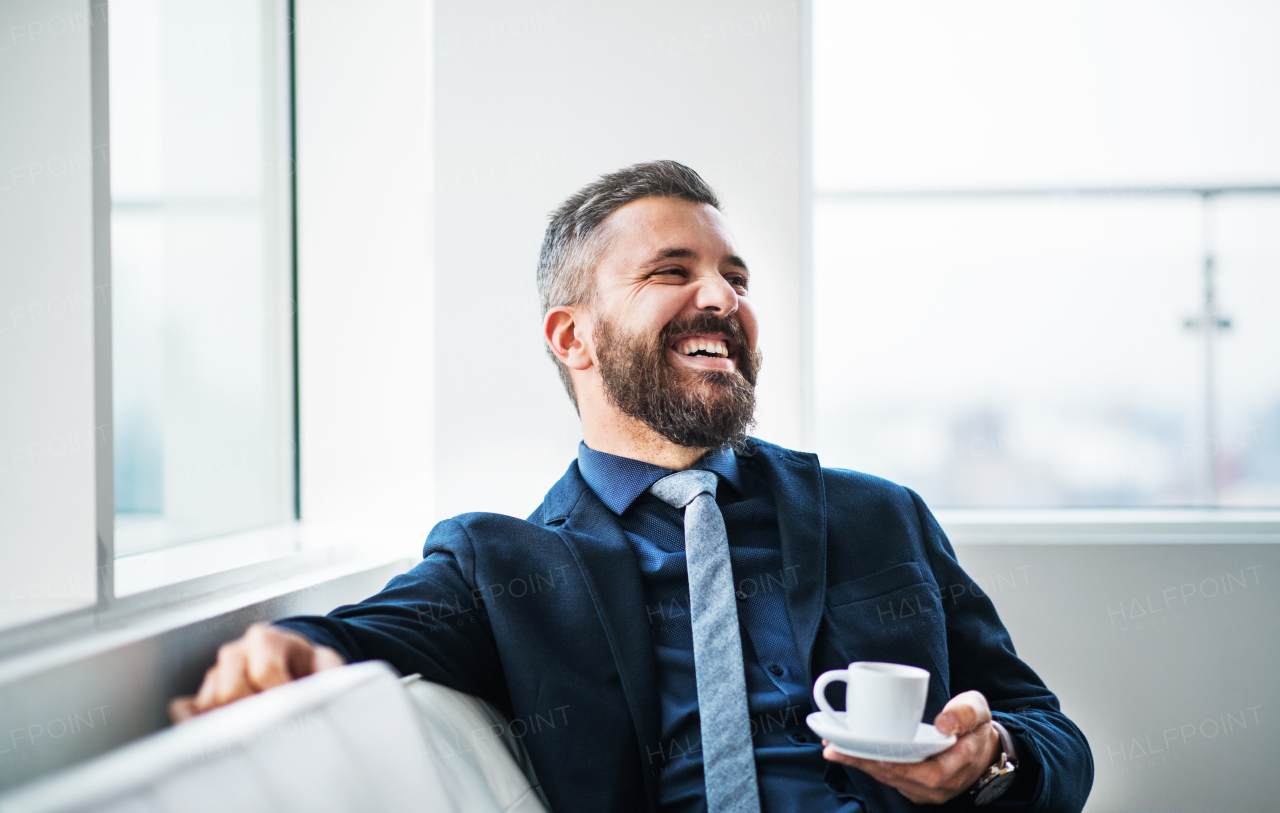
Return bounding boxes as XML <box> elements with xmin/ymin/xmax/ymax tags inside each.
<box><xmin>934</xmin><ymin>690</ymin><xmax>989</xmax><ymax>737</ymax></box>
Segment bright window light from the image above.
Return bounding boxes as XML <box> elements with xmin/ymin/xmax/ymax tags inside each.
<box><xmin>109</xmin><ymin>0</ymin><xmax>295</xmax><ymax>557</ymax></box>
<box><xmin>812</xmin><ymin>0</ymin><xmax>1280</xmax><ymax>507</ymax></box>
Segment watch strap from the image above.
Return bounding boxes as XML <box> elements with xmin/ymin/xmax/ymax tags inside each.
<box><xmin>970</xmin><ymin>720</ymin><xmax>1018</xmax><ymax>805</ymax></box>
<box><xmin>991</xmin><ymin>720</ymin><xmax>1017</xmax><ymax>766</ymax></box>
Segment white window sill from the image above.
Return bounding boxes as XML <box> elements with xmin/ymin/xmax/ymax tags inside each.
<box><xmin>934</xmin><ymin>508</ymin><xmax>1280</xmax><ymax>545</ymax></box>
<box><xmin>112</xmin><ymin>511</ymin><xmax>1280</xmax><ymax>601</ymax></box>
<box><xmin>113</xmin><ymin>520</ymin><xmax>425</xmax><ymax>600</ymax></box>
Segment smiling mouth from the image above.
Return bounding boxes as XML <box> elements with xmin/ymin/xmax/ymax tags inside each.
<box><xmin>670</xmin><ymin>334</ymin><xmax>733</xmax><ymax>360</ymax></box>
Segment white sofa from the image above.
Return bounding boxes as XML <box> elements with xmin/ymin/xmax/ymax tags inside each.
<box><xmin>0</xmin><ymin>663</ymin><xmax>548</xmax><ymax>813</ymax></box>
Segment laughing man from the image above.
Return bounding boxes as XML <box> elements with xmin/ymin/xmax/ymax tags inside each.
<box><xmin>173</xmin><ymin>161</ymin><xmax>1092</xmax><ymax>813</ymax></box>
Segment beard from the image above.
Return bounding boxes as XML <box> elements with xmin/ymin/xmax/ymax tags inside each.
<box><xmin>595</xmin><ymin>311</ymin><xmax>761</xmax><ymax>450</ymax></box>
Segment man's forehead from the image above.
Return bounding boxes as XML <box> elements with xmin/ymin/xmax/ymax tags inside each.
<box><xmin>600</xmin><ymin>197</ymin><xmax>738</xmax><ymax>262</ymax></box>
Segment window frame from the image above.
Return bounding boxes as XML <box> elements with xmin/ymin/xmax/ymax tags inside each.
<box><xmin>101</xmin><ymin>0</ymin><xmax>301</xmax><ymax>597</ymax></box>
<box><xmin>0</xmin><ymin>0</ymin><xmax>434</xmax><ymax>666</ymax></box>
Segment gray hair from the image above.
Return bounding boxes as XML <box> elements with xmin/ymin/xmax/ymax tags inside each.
<box><xmin>537</xmin><ymin>160</ymin><xmax>721</xmax><ymax>406</ymax></box>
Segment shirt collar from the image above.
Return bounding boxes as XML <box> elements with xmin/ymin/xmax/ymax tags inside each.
<box><xmin>576</xmin><ymin>441</ymin><xmax>742</xmax><ymax>516</ymax></box>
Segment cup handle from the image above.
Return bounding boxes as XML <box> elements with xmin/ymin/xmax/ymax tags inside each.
<box><xmin>812</xmin><ymin>669</ymin><xmax>848</xmax><ymax>726</ymax></box>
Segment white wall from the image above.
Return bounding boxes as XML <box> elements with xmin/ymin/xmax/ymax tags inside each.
<box><xmin>953</xmin><ymin>540</ymin><xmax>1279</xmax><ymax>813</ymax></box>
<box><xmin>296</xmin><ymin>0</ymin><xmax>434</xmax><ymax>545</ymax></box>
<box><xmin>434</xmin><ymin>0</ymin><xmax>807</xmax><ymax>519</ymax></box>
<box><xmin>0</xmin><ymin>0</ymin><xmax>100</xmax><ymax>628</ymax></box>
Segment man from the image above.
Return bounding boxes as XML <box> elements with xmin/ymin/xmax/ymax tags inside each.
<box><xmin>171</xmin><ymin>162</ymin><xmax>1092</xmax><ymax>812</ymax></box>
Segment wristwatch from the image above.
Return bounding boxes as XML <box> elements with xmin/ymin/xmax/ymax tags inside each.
<box><xmin>970</xmin><ymin>721</ymin><xmax>1017</xmax><ymax>805</ymax></box>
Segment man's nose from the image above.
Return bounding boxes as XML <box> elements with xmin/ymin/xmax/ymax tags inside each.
<box><xmin>691</xmin><ymin>272</ymin><xmax>739</xmax><ymax>315</ymax></box>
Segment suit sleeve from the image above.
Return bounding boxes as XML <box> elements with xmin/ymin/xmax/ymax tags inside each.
<box><xmin>909</xmin><ymin>489</ymin><xmax>1094</xmax><ymax>813</ymax></box>
<box><xmin>273</xmin><ymin>518</ymin><xmax>511</xmax><ymax>713</ymax></box>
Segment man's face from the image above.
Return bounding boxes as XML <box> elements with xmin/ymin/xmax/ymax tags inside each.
<box><xmin>586</xmin><ymin>197</ymin><xmax>761</xmax><ymax>449</ymax></box>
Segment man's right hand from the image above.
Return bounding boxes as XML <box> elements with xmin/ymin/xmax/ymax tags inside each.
<box><xmin>167</xmin><ymin>623</ymin><xmax>345</xmax><ymax>723</ymax></box>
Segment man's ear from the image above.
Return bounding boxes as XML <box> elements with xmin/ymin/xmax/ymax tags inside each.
<box><xmin>544</xmin><ymin>306</ymin><xmax>594</xmax><ymax>371</ymax></box>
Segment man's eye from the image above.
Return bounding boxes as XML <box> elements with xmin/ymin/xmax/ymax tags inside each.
<box><xmin>654</xmin><ymin>268</ymin><xmax>685</xmax><ymax>277</ymax></box>
<box><xmin>729</xmin><ymin>276</ymin><xmax>748</xmax><ymax>288</ymax></box>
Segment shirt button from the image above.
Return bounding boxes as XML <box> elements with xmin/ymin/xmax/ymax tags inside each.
<box><xmin>769</xmin><ymin>664</ymin><xmax>784</xmax><ymax>676</ymax></box>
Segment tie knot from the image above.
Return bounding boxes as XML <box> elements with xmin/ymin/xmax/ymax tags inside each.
<box><xmin>649</xmin><ymin>469</ymin><xmax>718</xmax><ymax>509</ymax></box>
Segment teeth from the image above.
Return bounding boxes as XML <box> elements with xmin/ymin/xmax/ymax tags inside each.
<box><xmin>676</xmin><ymin>338</ymin><xmax>729</xmax><ymax>358</ymax></box>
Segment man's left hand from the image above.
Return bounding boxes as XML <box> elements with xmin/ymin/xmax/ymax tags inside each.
<box><xmin>822</xmin><ymin>690</ymin><xmax>1001</xmax><ymax>805</ymax></box>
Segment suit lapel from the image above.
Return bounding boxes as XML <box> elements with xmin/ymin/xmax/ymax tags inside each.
<box><xmin>535</xmin><ymin>447</ymin><xmax>828</xmax><ymax>801</ymax></box>
<box><xmin>745</xmin><ymin>441</ymin><xmax>828</xmax><ymax>684</ymax></box>
<box><xmin>541</xmin><ymin>463</ymin><xmax>661</xmax><ymax>809</ymax></box>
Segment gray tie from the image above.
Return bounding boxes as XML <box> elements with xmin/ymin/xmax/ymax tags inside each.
<box><xmin>649</xmin><ymin>470</ymin><xmax>761</xmax><ymax>813</ymax></box>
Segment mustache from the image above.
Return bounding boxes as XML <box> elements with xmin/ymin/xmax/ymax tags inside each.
<box><xmin>658</xmin><ymin>312</ymin><xmax>749</xmax><ymax>352</ymax></box>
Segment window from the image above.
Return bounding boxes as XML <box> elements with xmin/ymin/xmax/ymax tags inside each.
<box><xmin>812</xmin><ymin>0</ymin><xmax>1280</xmax><ymax>507</ymax></box>
<box><xmin>1</xmin><ymin>0</ymin><xmax>424</xmax><ymax>638</ymax></box>
<box><xmin>109</xmin><ymin>0</ymin><xmax>296</xmax><ymax>565</ymax></box>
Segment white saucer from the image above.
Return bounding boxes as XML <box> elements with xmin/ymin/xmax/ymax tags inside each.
<box><xmin>806</xmin><ymin>713</ymin><xmax>957</xmax><ymax>763</ymax></box>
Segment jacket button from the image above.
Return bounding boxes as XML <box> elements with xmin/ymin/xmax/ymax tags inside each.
<box><xmin>769</xmin><ymin>664</ymin><xmax>784</xmax><ymax>676</ymax></box>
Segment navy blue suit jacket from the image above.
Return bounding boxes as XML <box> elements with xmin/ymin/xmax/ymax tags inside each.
<box><xmin>278</xmin><ymin>440</ymin><xmax>1092</xmax><ymax>813</ymax></box>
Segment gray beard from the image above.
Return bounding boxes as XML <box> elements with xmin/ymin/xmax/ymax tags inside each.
<box><xmin>594</xmin><ymin>312</ymin><xmax>761</xmax><ymax>450</ymax></box>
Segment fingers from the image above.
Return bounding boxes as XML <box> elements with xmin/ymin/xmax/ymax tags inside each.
<box><xmin>243</xmin><ymin>623</ymin><xmax>297</xmax><ymax>691</ymax></box>
<box><xmin>828</xmin><ymin>748</ymin><xmax>947</xmax><ymax>789</ymax></box>
<box><xmin>206</xmin><ymin>638</ymin><xmax>256</xmax><ymax>709</ymax></box>
<box><xmin>181</xmin><ymin>624</ymin><xmax>344</xmax><ymax>721</ymax></box>
<box><xmin>821</xmin><ymin>689</ymin><xmax>999</xmax><ymax>806</ymax></box>
<box><xmin>168</xmin><ymin>696</ymin><xmax>199</xmax><ymax>724</ymax></box>
<box><xmin>933</xmin><ymin>689</ymin><xmax>990</xmax><ymax>737</ymax></box>
<box><xmin>193</xmin><ymin>664</ymin><xmax>220</xmax><ymax>713</ymax></box>
<box><xmin>822</xmin><ymin>747</ymin><xmax>958</xmax><ymax>805</ymax></box>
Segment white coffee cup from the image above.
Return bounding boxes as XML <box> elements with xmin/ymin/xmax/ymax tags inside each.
<box><xmin>812</xmin><ymin>661</ymin><xmax>930</xmax><ymax>741</ymax></box>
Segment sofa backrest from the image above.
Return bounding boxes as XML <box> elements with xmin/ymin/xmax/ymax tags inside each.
<box><xmin>0</xmin><ymin>663</ymin><xmax>547</xmax><ymax>813</ymax></box>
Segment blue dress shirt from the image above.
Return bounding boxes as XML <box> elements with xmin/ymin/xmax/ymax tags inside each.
<box><xmin>577</xmin><ymin>442</ymin><xmax>859</xmax><ymax>813</ymax></box>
